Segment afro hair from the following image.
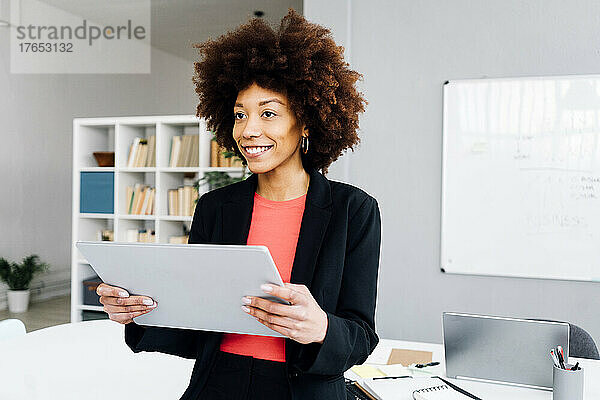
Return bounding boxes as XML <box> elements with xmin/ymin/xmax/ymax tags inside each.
<box><xmin>192</xmin><ymin>9</ymin><xmax>366</xmax><ymax>174</ymax></box>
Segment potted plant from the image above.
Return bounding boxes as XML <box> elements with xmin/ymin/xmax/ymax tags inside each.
<box><xmin>0</xmin><ymin>255</ymin><xmax>49</xmax><ymax>313</ymax></box>
<box><xmin>195</xmin><ymin>147</ymin><xmax>249</xmax><ymax>193</ymax></box>
<box><xmin>195</xmin><ymin>168</ymin><xmax>248</xmax><ymax>193</ymax></box>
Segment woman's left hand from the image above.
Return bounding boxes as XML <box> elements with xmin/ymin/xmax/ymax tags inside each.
<box><xmin>242</xmin><ymin>283</ymin><xmax>328</xmax><ymax>345</ymax></box>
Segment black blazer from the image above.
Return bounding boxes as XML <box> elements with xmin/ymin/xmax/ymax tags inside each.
<box><xmin>124</xmin><ymin>168</ymin><xmax>381</xmax><ymax>400</ymax></box>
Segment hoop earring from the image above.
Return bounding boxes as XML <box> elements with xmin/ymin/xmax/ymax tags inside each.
<box><xmin>301</xmin><ymin>136</ymin><xmax>309</xmax><ymax>154</ymax></box>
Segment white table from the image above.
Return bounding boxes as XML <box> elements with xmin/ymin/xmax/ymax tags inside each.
<box><xmin>346</xmin><ymin>338</ymin><xmax>600</xmax><ymax>400</ymax></box>
<box><xmin>0</xmin><ymin>320</ymin><xmax>195</xmax><ymax>400</ymax></box>
<box><xmin>1</xmin><ymin>322</ymin><xmax>598</xmax><ymax>399</ymax></box>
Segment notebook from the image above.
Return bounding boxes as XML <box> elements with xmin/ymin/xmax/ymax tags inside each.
<box><xmin>360</xmin><ymin>377</ymin><xmax>474</xmax><ymax>400</ymax></box>
<box><xmin>413</xmin><ymin>384</ymin><xmax>471</xmax><ymax>400</ymax></box>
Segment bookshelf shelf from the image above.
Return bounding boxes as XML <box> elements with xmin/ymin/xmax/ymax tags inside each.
<box><xmin>158</xmin><ymin>167</ymin><xmax>201</xmax><ymax>173</ymax></box>
<box><xmin>72</xmin><ymin>115</ymin><xmax>243</xmax><ymax>322</ymax></box>
<box><xmin>119</xmin><ymin>167</ymin><xmax>157</xmax><ymax>173</ymax></box>
<box><xmin>118</xmin><ymin>214</ymin><xmax>157</xmax><ymax>220</ymax></box>
<box><xmin>79</xmin><ymin>213</ymin><xmax>115</xmax><ymax>219</ymax></box>
<box><xmin>80</xmin><ymin>167</ymin><xmax>115</xmax><ymax>172</ymax></box>
<box><xmin>202</xmin><ymin>167</ymin><xmax>245</xmax><ymax>173</ymax></box>
<box><xmin>160</xmin><ymin>215</ymin><xmax>194</xmax><ymax>222</ymax></box>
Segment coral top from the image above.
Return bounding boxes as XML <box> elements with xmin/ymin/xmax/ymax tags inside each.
<box><xmin>219</xmin><ymin>192</ymin><xmax>307</xmax><ymax>362</ymax></box>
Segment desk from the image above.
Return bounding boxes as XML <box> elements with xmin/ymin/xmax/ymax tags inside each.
<box><xmin>0</xmin><ymin>320</ymin><xmax>195</xmax><ymax>400</ymax></box>
<box><xmin>346</xmin><ymin>339</ymin><xmax>600</xmax><ymax>400</ymax></box>
<box><xmin>1</xmin><ymin>322</ymin><xmax>599</xmax><ymax>399</ymax></box>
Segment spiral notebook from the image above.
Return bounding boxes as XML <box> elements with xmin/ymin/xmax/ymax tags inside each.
<box><xmin>360</xmin><ymin>377</ymin><xmax>473</xmax><ymax>400</ymax></box>
<box><xmin>413</xmin><ymin>384</ymin><xmax>470</xmax><ymax>400</ymax></box>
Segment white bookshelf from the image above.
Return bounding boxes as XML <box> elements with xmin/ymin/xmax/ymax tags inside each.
<box><xmin>71</xmin><ymin>115</ymin><xmax>243</xmax><ymax>322</ymax></box>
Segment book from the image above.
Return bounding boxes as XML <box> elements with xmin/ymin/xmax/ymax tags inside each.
<box><xmin>184</xmin><ymin>135</ymin><xmax>195</xmax><ymax>167</ymax></box>
<box><xmin>218</xmin><ymin>146</ymin><xmax>227</xmax><ymax>167</ymax></box>
<box><xmin>210</xmin><ymin>140</ymin><xmax>218</xmax><ymax>167</ymax></box>
<box><xmin>169</xmin><ymin>136</ymin><xmax>181</xmax><ymax>167</ymax></box>
<box><xmin>183</xmin><ymin>186</ymin><xmax>192</xmax><ymax>216</ymax></box>
<box><xmin>169</xmin><ymin>235</ymin><xmax>189</xmax><ymax>244</ymax></box>
<box><xmin>178</xmin><ymin>186</ymin><xmax>184</xmax><ymax>216</ymax></box>
<box><xmin>135</xmin><ymin>186</ymin><xmax>148</xmax><ymax>215</ymax></box>
<box><xmin>127</xmin><ymin>137</ymin><xmax>141</xmax><ymax>168</ymax></box>
<box><xmin>168</xmin><ymin>189</ymin><xmax>177</xmax><ymax>216</ymax></box>
<box><xmin>131</xmin><ymin>184</ymin><xmax>144</xmax><ymax>215</ymax></box>
<box><xmin>191</xmin><ymin>186</ymin><xmax>198</xmax><ymax>213</ymax></box>
<box><xmin>191</xmin><ymin>135</ymin><xmax>199</xmax><ymax>167</ymax></box>
<box><xmin>138</xmin><ymin>230</ymin><xmax>156</xmax><ymax>243</ymax></box>
<box><xmin>146</xmin><ymin>135</ymin><xmax>156</xmax><ymax>167</ymax></box>
<box><xmin>139</xmin><ymin>187</ymin><xmax>151</xmax><ymax>215</ymax></box>
<box><xmin>125</xmin><ymin>186</ymin><xmax>134</xmax><ymax>214</ymax></box>
<box><xmin>177</xmin><ymin>135</ymin><xmax>187</xmax><ymax>167</ymax></box>
<box><xmin>145</xmin><ymin>188</ymin><xmax>155</xmax><ymax>215</ymax></box>
<box><xmin>129</xmin><ymin>184</ymin><xmax>140</xmax><ymax>214</ymax></box>
<box><xmin>137</xmin><ymin>139</ymin><xmax>148</xmax><ymax>167</ymax></box>
<box><xmin>133</xmin><ymin>140</ymin><xmax>146</xmax><ymax>168</ymax></box>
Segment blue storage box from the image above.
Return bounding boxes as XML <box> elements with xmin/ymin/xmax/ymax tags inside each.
<box><xmin>80</xmin><ymin>172</ymin><xmax>114</xmax><ymax>213</ymax></box>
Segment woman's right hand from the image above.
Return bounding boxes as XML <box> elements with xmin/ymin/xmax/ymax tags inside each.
<box><xmin>96</xmin><ymin>283</ymin><xmax>157</xmax><ymax>324</ymax></box>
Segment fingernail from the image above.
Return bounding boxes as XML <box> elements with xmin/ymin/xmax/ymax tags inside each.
<box><xmin>143</xmin><ymin>299</ymin><xmax>154</xmax><ymax>305</ymax></box>
<box><xmin>242</xmin><ymin>297</ymin><xmax>251</xmax><ymax>304</ymax></box>
<box><xmin>260</xmin><ymin>284</ymin><xmax>272</xmax><ymax>293</ymax></box>
<box><xmin>241</xmin><ymin>306</ymin><xmax>250</xmax><ymax>313</ymax></box>
<box><xmin>148</xmin><ymin>302</ymin><xmax>157</xmax><ymax>308</ymax></box>
<box><xmin>119</xmin><ymin>291</ymin><xmax>129</xmax><ymax>298</ymax></box>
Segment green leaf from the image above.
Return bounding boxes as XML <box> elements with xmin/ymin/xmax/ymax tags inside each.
<box><xmin>0</xmin><ymin>254</ymin><xmax>49</xmax><ymax>290</ymax></box>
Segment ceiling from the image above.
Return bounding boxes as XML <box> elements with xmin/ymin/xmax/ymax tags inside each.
<box><xmin>35</xmin><ymin>0</ymin><xmax>303</xmax><ymax>62</ymax></box>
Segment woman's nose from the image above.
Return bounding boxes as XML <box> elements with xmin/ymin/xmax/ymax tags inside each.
<box><xmin>242</xmin><ymin>116</ymin><xmax>261</xmax><ymax>138</ymax></box>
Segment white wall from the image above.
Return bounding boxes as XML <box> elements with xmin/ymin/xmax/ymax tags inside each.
<box><xmin>0</xmin><ymin>30</ymin><xmax>197</xmax><ymax>307</ymax></box>
<box><xmin>305</xmin><ymin>0</ymin><xmax>600</xmax><ymax>345</ymax></box>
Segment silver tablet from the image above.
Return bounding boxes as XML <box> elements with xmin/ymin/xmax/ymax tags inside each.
<box><xmin>443</xmin><ymin>312</ymin><xmax>569</xmax><ymax>389</ymax></box>
<box><xmin>76</xmin><ymin>241</ymin><xmax>287</xmax><ymax>337</ymax></box>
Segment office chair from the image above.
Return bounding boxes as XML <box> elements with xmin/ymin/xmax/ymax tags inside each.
<box><xmin>568</xmin><ymin>323</ymin><xmax>599</xmax><ymax>360</ymax></box>
<box><xmin>530</xmin><ymin>319</ymin><xmax>599</xmax><ymax>360</ymax></box>
<box><xmin>0</xmin><ymin>318</ymin><xmax>26</xmax><ymax>341</ymax></box>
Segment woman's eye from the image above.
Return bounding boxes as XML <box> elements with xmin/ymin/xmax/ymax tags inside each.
<box><xmin>262</xmin><ymin>111</ymin><xmax>276</xmax><ymax>118</ymax></box>
<box><xmin>234</xmin><ymin>112</ymin><xmax>246</xmax><ymax>120</ymax></box>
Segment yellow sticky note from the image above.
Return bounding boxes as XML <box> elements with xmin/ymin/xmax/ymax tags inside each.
<box><xmin>350</xmin><ymin>365</ymin><xmax>387</xmax><ymax>378</ymax></box>
<box><xmin>377</xmin><ymin>364</ymin><xmax>411</xmax><ymax>377</ymax></box>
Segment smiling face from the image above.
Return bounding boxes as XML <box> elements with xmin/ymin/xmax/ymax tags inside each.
<box><xmin>233</xmin><ymin>83</ymin><xmax>306</xmax><ymax>175</ymax></box>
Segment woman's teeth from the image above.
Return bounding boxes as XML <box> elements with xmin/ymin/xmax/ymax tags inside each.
<box><xmin>246</xmin><ymin>146</ymin><xmax>272</xmax><ymax>154</ymax></box>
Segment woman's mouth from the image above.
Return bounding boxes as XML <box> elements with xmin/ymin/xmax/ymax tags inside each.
<box><xmin>242</xmin><ymin>145</ymin><xmax>273</xmax><ymax>158</ymax></box>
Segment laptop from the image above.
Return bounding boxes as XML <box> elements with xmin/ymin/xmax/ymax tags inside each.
<box><xmin>443</xmin><ymin>312</ymin><xmax>569</xmax><ymax>389</ymax></box>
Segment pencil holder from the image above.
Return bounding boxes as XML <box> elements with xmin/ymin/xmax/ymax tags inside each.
<box><xmin>553</xmin><ymin>364</ymin><xmax>583</xmax><ymax>400</ymax></box>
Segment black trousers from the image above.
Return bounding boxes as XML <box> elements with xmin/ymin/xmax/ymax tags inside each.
<box><xmin>198</xmin><ymin>351</ymin><xmax>292</xmax><ymax>400</ymax></box>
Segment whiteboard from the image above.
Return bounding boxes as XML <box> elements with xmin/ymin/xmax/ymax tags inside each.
<box><xmin>441</xmin><ymin>75</ymin><xmax>600</xmax><ymax>281</ymax></box>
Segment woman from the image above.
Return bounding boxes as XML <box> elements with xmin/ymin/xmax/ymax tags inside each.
<box><xmin>97</xmin><ymin>10</ymin><xmax>381</xmax><ymax>400</ymax></box>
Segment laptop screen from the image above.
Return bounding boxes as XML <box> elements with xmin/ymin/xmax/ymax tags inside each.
<box><xmin>443</xmin><ymin>312</ymin><xmax>569</xmax><ymax>389</ymax></box>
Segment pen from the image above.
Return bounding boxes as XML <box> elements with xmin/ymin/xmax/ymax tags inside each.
<box><xmin>557</xmin><ymin>345</ymin><xmax>565</xmax><ymax>363</ymax></box>
<box><xmin>414</xmin><ymin>361</ymin><xmax>440</xmax><ymax>368</ymax></box>
<box><xmin>556</xmin><ymin>347</ymin><xmax>566</xmax><ymax>369</ymax></box>
<box><xmin>436</xmin><ymin>376</ymin><xmax>482</xmax><ymax>400</ymax></box>
<box><xmin>372</xmin><ymin>375</ymin><xmax>411</xmax><ymax>380</ymax></box>
<box><xmin>571</xmin><ymin>362</ymin><xmax>579</xmax><ymax>371</ymax></box>
<box><xmin>550</xmin><ymin>349</ymin><xmax>560</xmax><ymax>368</ymax></box>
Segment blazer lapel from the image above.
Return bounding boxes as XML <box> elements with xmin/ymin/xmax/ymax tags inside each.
<box><xmin>221</xmin><ymin>173</ymin><xmax>257</xmax><ymax>245</ymax></box>
<box><xmin>289</xmin><ymin>169</ymin><xmax>332</xmax><ymax>289</ymax></box>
